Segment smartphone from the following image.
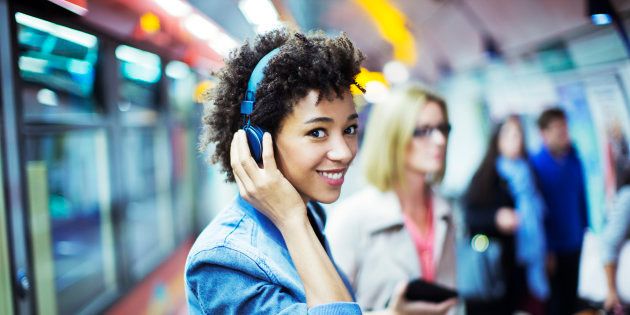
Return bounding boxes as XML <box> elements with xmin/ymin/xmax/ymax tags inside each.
<box><xmin>404</xmin><ymin>278</ymin><xmax>457</xmax><ymax>303</ymax></box>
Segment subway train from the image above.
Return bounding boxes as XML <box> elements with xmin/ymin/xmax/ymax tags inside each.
<box><xmin>1</xmin><ymin>0</ymin><xmax>630</xmax><ymax>314</ymax></box>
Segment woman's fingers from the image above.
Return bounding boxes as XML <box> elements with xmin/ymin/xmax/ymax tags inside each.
<box><xmin>388</xmin><ymin>281</ymin><xmax>408</xmax><ymax>311</ymax></box>
<box><xmin>233</xmin><ymin>173</ymin><xmax>247</xmax><ymax>198</ymax></box>
<box><xmin>230</xmin><ymin>131</ymin><xmax>255</xmax><ymax>192</ymax></box>
<box><xmin>261</xmin><ymin>132</ymin><xmax>277</xmax><ymax>170</ymax></box>
<box><xmin>436</xmin><ymin>298</ymin><xmax>458</xmax><ymax>311</ymax></box>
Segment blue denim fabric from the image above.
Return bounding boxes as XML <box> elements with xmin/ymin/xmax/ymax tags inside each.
<box><xmin>185</xmin><ymin>196</ymin><xmax>361</xmax><ymax>314</ymax></box>
<box><xmin>497</xmin><ymin>157</ymin><xmax>549</xmax><ymax>299</ymax></box>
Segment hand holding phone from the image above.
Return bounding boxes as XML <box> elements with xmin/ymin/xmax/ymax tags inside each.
<box><xmin>388</xmin><ymin>280</ymin><xmax>457</xmax><ymax>315</ymax></box>
<box><xmin>404</xmin><ymin>278</ymin><xmax>458</xmax><ymax>303</ymax></box>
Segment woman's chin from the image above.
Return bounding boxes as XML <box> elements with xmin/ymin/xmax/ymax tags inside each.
<box><xmin>308</xmin><ymin>191</ymin><xmax>341</xmax><ymax>204</ymax></box>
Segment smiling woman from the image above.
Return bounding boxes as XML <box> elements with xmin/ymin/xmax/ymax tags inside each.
<box><xmin>186</xmin><ymin>29</ymin><xmax>366</xmax><ymax>314</ymax></box>
<box><xmin>274</xmin><ymin>90</ymin><xmax>359</xmax><ymax>204</ymax></box>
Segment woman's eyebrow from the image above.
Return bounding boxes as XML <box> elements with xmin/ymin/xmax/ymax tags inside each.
<box><xmin>304</xmin><ymin>113</ymin><xmax>359</xmax><ymax>124</ymax></box>
<box><xmin>304</xmin><ymin>117</ymin><xmax>333</xmax><ymax>124</ymax></box>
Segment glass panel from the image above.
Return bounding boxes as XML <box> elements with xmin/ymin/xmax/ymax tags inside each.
<box><xmin>122</xmin><ymin>127</ymin><xmax>173</xmax><ymax>279</ymax></box>
<box><xmin>15</xmin><ymin>13</ymin><xmax>101</xmax><ymax>122</ymax></box>
<box><xmin>25</xmin><ymin>130</ymin><xmax>116</xmax><ymax>315</ymax></box>
<box><xmin>116</xmin><ymin>45</ymin><xmax>161</xmax><ymax>125</ymax></box>
<box><xmin>0</xmin><ymin>153</ymin><xmax>14</xmax><ymax>315</ymax></box>
<box><xmin>166</xmin><ymin>63</ymin><xmax>197</xmax><ymax>241</ymax></box>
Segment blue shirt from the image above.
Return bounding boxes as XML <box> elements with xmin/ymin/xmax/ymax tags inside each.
<box><xmin>185</xmin><ymin>196</ymin><xmax>361</xmax><ymax>314</ymax></box>
<box><xmin>530</xmin><ymin>146</ymin><xmax>588</xmax><ymax>253</ymax></box>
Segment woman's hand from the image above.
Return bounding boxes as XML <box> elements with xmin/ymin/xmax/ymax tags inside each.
<box><xmin>387</xmin><ymin>282</ymin><xmax>457</xmax><ymax>315</ymax></box>
<box><xmin>231</xmin><ymin>130</ymin><xmax>353</xmax><ymax>305</ymax></box>
<box><xmin>495</xmin><ymin>207</ymin><xmax>519</xmax><ymax>234</ymax></box>
<box><xmin>230</xmin><ymin>130</ymin><xmax>306</xmax><ymax>228</ymax></box>
<box><xmin>604</xmin><ymin>290</ymin><xmax>623</xmax><ymax>315</ymax></box>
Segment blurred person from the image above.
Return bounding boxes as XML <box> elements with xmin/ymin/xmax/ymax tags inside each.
<box><xmin>600</xmin><ymin>135</ymin><xmax>630</xmax><ymax>315</ymax></box>
<box><xmin>327</xmin><ymin>83</ymin><xmax>459</xmax><ymax>315</ymax></box>
<box><xmin>530</xmin><ymin>107</ymin><xmax>589</xmax><ymax>315</ymax></box>
<box><xmin>463</xmin><ymin>116</ymin><xmax>548</xmax><ymax>315</ymax></box>
<box><xmin>187</xmin><ymin>29</ymin><xmax>365</xmax><ymax>314</ymax></box>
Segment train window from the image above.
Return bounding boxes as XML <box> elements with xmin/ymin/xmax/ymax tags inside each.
<box><xmin>15</xmin><ymin>13</ymin><xmax>101</xmax><ymax>122</ymax></box>
<box><xmin>115</xmin><ymin>45</ymin><xmax>162</xmax><ymax>125</ymax></box>
<box><xmin>24</xmin><ymin>130</ymin><xmax>117</xmax><ymax>314</ymax></box>
<box><xmin>165</xmin><ymin>61</ymin><xmax>197</xmax><ymax>242</ymax></box>
<box><xmin>121</xmin><ymin>127</ymin><xmax>174</xmax><ymax>279</ymax></box>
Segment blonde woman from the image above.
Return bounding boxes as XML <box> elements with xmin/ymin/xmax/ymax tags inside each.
<box><xmin>327</xmin><ymin>83</ymin><xmax>459</xmax><ymax>315</ymax></box>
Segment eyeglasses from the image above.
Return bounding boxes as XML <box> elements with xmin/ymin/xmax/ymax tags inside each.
<box><xmin>413</xmin><ymin>123</ymin><xmax>451</xmax><ymax>138</ymax></box>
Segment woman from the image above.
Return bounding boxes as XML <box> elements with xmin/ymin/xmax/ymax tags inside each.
<box><xmin>463</xmin><ymin>116</ymin><xmax>548</xmax><ymax>315</ymax></box>
<box><xmin>326</xmin><ymin>83</ymin><xmax>459</xmax><ymax>315</ymax></box>
<box><xmin>186</xmin><ymin>29</ymin><xmax>364</xmax><ymax>314</ymax></box>
<box><xmin>187</xmin><ymin>29</ymin><xmax>430</xmax><ymax>315</ymax></box>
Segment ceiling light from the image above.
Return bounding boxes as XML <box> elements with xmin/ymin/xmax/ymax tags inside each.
<box><xmin>154</xmin><ymin>0</ymin><xmax>191</xmax><ymax>17</ymax></box>
<box><xmin>591</xmin><ymin>14</ymin><xmax>612</xmax><ymax>25</ymax></box>
<box><xmin>37</xmin><ymin>89</ymin><xmax>58</xmax><ymax>107</ymax></box>
<box><xmin>166</xmin><ymin>60</ymin><xmax>191</xmax><ymax>79</ymax></box>
<box><xmin>208</xmin><ymin>33</ymin><xmax>238</xmax><ymax>57</ymax></box>
<box><xmin>364</xmin><ymin>81</ymin><xmax>389</xmax><ymax>103</ymax></box>
<box><xmin>587</xmin><ymin>0</ymin><xmax>615</xmax><ymax>26</ymax></box>
<box><xmin>383</xmin><ymin>61</ymin><xmax>409</xmax><ymax>84</ymax></box>
<box><xmin>15</xmin><ymin>13</ymin><xmax>97</xmax><ymax>48</ymax></box>
<box><xmin>238</xmin><ymin>0</ymin><xmax>282</xmax><ymax>34</ymax></box>
<box><xmin>184</xmin><ymin>14</ymin><xmax>219</xmax><ymax>40</ymax></box>
<box><xmin>115</xmin><ymin>45</ymin><xmax>161</xmax><ymax>69</ymax></box>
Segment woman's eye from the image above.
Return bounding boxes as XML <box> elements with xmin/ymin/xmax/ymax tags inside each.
<box><xmin>345</xmin><ymin>125</ymin><xmax>358</xmax><ymax>135</ymax></box>
<box><xmin>309</xmin><ymin>129</ymin><xmax>326</xmax><ymax>138</ymax></box>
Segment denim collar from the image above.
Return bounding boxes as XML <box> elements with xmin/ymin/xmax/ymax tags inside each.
<box><xmin>236</xmin><ymin>196</ymin><xmax>287</xmax><ymax>248</ymax></box>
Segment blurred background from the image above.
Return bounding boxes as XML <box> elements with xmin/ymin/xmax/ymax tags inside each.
<box><xmin>0</xmin><ymin>0</ymin><xmax>629</xmax><ymax>314</ymax></box>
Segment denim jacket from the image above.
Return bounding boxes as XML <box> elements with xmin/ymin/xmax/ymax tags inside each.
<box><xmin>185</xmin><ymin>196</ymin><xmax>361</xmax><ymax>314</ymax></box>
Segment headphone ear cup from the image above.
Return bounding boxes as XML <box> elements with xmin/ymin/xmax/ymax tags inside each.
<box><xmin>243</xmin><ymin>124</ymin><xmax>265</xmax><ymax>163</ymax></box>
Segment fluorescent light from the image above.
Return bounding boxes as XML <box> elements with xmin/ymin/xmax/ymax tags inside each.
<box><xmin>122</xmin><ymin>62</ymin><xmax>161</xmax><ymax>84</ymax></box>
<box><xmin>364</xmin><ymin>81</ymin><xmax>389</xmax><ymax>103</ymax></box>
<box><xmin>238</xmin><ymin>0</ymin><xmax>281</xmax><ymax>34</ymax></box>
<box><xmin>166</xmin><ymin>60</ymin><xmax>190</xmax><ymax>79</ymax></box>
<box><xmin>19</xmin><ymin>56</ymin><xmax>48</xmax><ymax>74</ymax></box>
<box><xmin>68</xmin><ymin>59</ymin><xmax>92</xmax><ymax>75</ymax></box>
<box><xmin>154</xmin><ymin>0</ymin><xmax>191</xmax><ymax>17</ymax></box>
<box><xmin>184</xmin><ymin>14</ymin><xmax>219</xmax><ymax>40</ymax></box>
<box><xmin>115</xmin><ymin>45</ymin><xmax>162</xmax><ymax>83</ymax></box>
<box><xmin>37</xmin><ymin>89</ymin><xmax>58</xmax><ymax>107</ymax></box>
<box><xmin>591</xmin><ymin>14</ymin><xmax>612</xmax><ymax>25</ymax></box>
<box><xmin>47</xmin><ymin>0</ymin><xmax>88</xmax><ymax>15</ymax></box>
<box><xmin>209</xmin><ymin>33</ymin><xmax>238</xmax><ymax>57</ymax></box>
<box><xmin>383</xmin><ymin>61</ymin><xmax>409</xmax><ymax>84</ymax></box>
<box><xmin>15</xmin><ymin>12</ymin><xmax>97</xmax><ymax>48</ymax></box>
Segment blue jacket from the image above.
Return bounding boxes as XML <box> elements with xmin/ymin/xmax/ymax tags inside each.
<box><xmin>530</xmin><ymin>146</ymin><xmax>588</xmax><ymax>253</ymax></box>
<box><xmin>185</xmin><ymin>196</ymin><xmax>361</xmax><ymax>314</ymax></box>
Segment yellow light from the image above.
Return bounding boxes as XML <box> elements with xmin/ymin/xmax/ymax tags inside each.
<box><xmin>354</xmin><ymin>0</ymin><xmax>417</xmax><ymax>65</ymax></box>
<box><xmin>471</xmin><ymin>234</ymin><xmax>490</xmax><ymax>252</ymax></box>
<box><xmin>194</xmin><ymin>80</ymin><xmax>214</xmax><ymax>103</ymax></box>
<box><xmin>140</xmin><ymin>12</ymin><xmax>161</xmax><ymax>34</ymax></box>
<box><xmin>351</xmin><ymin>67</ymin><xmax>387</xmax><ymax>95</ymax></box>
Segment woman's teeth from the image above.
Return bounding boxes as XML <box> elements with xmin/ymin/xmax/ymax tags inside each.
<box><xmin>319</xmin><ymin>171</ymin><xmax>343</xmax><ymax>180</ymax></box>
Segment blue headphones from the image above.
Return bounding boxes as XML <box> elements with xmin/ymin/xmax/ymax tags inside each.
<box><xmin>241</xmin><ymin>47</ymin><xmax>281</xmax><ymax>163</ymax></box>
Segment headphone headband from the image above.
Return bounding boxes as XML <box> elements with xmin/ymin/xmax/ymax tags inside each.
<box><xmin>241</xmin><ymin>47</ymin><xmax>281</xmax><ymax>115</ymax></box>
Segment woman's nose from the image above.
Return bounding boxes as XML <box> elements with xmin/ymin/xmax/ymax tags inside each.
<box><xmin>327</xmin><ymin>136</ymin><xmax>355</xmax><ymax>163</ymax></box>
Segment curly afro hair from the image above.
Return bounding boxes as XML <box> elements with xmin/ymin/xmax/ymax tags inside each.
<box><xmin>199</xmin><ymin>29</ymin><xmax>365</xmax><ymax>182</ymax></box>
